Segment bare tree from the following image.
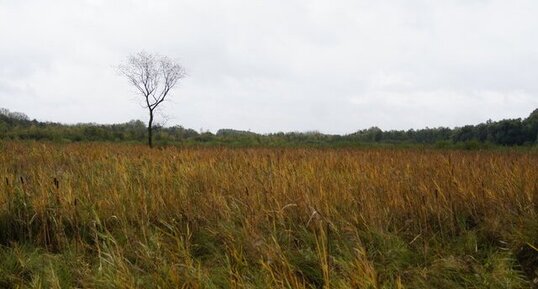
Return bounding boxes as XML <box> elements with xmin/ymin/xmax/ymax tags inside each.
<box><xmin>119</xmin><ymin>52</ymin><xmax>186</xmax><ymax>148</ymax></box>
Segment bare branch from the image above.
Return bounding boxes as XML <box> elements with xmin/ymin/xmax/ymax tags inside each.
<box><xmin>118</xmin><ymin>51</ymin><xmax>186</xmax><ymax>147</ymax></box>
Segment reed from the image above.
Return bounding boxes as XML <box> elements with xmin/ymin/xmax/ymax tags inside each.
<box><xmin>0</xmin><ymin>142</ymin><xmax>536</xmax><ymax>288</ymax></box>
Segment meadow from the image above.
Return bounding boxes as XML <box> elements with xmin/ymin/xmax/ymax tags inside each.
<box><xmin>0</xmin><ymin>141</ymin><xmax>537</xmax><ymax>288</ymax></box>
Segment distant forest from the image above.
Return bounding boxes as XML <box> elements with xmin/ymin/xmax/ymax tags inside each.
<box><xmin>1</xmin><ymin>107</ymin><xmax>537</xmax><ymax>148</ymax></box>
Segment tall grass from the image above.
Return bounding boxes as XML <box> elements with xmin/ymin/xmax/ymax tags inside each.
<box><xmin>0</xmin><ymin>141</ymin><xmax>537</xmax><ymax>288</ymax></box>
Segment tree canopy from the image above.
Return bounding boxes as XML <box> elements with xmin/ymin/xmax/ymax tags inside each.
<box><xmin>1</xmin><ymin>107</ymin><xmax>537</xmax><ymax>148</ymax></box>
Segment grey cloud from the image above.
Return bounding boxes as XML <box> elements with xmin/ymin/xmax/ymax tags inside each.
<box><xmin>0</xmin><ymin>0</ymin><xmax>537</xmax><ymax>133</ymax></box>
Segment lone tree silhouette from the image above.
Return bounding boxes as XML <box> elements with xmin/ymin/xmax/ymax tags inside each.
<box><xmin>119</xmin><ymin>52</ymin><xmax>186</xmax><ymax>148</ymax></box>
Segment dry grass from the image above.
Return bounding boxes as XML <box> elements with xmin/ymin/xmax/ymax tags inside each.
<box><xmin>0</xmin><ymin>141</ymin><xmax>537</xmax><ymax>288</ymax></box>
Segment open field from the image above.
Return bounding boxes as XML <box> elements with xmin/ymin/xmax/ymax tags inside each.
<box><xmin>0</xmin><ymin>142</ymin><xmax>537</xmax><ymax>288</ymax></box>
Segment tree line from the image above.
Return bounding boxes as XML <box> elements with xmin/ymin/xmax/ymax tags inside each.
<box><xmin>1</xmin><ymin>107</ymin><xmax>537</xmax><ymax>148</ymax></box>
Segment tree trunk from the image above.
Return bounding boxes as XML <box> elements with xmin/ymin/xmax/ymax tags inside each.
<box><xmin>148</xmin><ymin>110</ymin><xmax>153</xmax><ymax>148</ymax></box>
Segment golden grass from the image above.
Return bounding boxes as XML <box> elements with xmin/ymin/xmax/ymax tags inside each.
<box><xmin>0</xmin><ymin>142</ymin><xmax>537</xmax><ymax>288</ymax></box>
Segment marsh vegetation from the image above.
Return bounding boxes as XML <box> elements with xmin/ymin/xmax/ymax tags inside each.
<box><xmin>0</xmin><ymin>142</ymin><xmax>537</xmax><ymax>288</ymax></box>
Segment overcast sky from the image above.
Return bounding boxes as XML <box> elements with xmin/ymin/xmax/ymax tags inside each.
<box><xmin>1</xmin><ymin>0</ymin><xmax>537</xmax><ymax>134</ymax></box>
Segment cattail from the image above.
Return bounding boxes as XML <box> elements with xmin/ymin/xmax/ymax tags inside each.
<box><xmin>53</xmin><ymin>177</ymin><xmax>60</xmax><ymax>189</ymax></box>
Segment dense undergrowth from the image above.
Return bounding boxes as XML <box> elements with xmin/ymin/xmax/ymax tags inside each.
<box><xmin>0</xmin><ymin>142</ymin><xmax>537</xmax><ymax>288</ymax></box>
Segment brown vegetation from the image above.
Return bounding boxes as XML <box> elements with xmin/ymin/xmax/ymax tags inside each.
<box><xmin>0</xmin><ymin>142</ymin><xmax>537</xmax><ymax>288</ymax></box>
